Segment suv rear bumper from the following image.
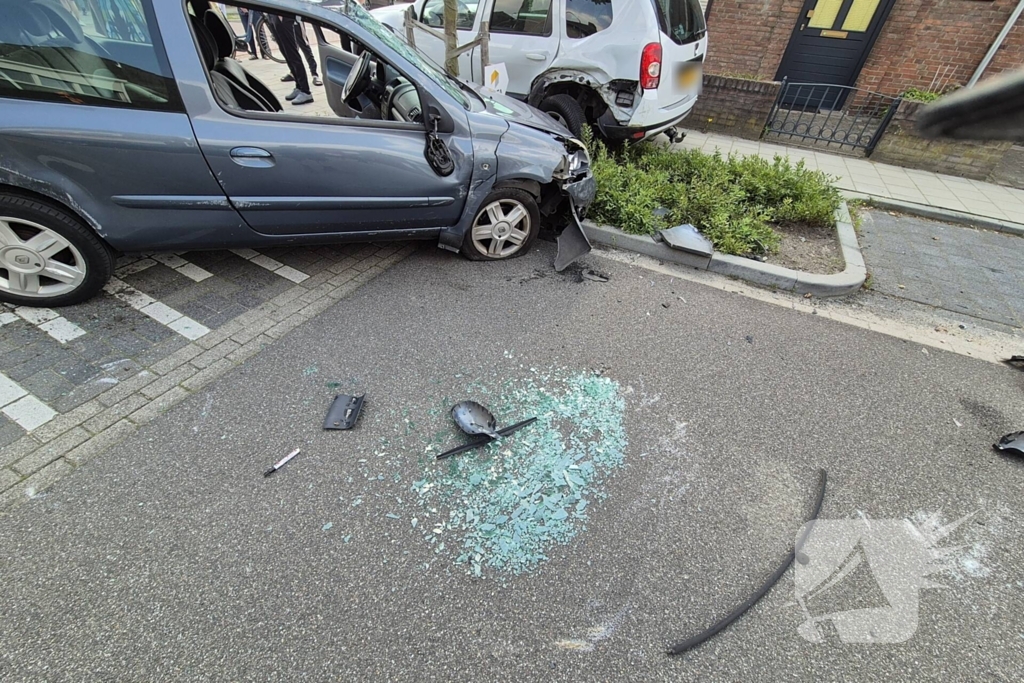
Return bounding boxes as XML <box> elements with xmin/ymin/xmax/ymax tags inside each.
<box><xmin>597</xmin><ymin>107</ymin><xmax>694</xmax><ymax>142</ymax></box>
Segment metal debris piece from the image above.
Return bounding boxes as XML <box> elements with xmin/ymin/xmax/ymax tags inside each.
<box><xmin>555</xmin><ymin>201</ymin><xmax>592</xmax><ymax>272</ymax></box>
<box><xmin>581</xmin><ymin>269</ymin><xmax>610</xmax><ymax>283</ymax></box>
<box><xmin>658</xmin><ymin>223</ymin><xmax>713</xmax><ymax>257</ymax></box>
<box><xmin>436</xmin><ymin>417</ymin><xmax>538</xmax><ymax>460</ymax></box>
<box><xmin>993</xmin><ymin>431</ymin><xmax>1024</xmax><ymax>456</ymax></box>
<box><xmin>324</xmin><ymin>394</ymin><xmax>365</xmax><ymax>430</ymax></box>
<box><xmin>451</xmin><ymin>400</ymin><xmax>502</xmax><ymax>440</ymax></box>
<box><xmin>667</xmin><ymin>469</ymin><xmax>828</xmax><ymax>655</ymax></box>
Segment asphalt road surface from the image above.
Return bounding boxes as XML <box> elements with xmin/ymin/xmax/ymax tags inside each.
<box><xmin>2</xmin><ymin>243</ymin><xmax>1022</xmax><ymax>681</ymax></box>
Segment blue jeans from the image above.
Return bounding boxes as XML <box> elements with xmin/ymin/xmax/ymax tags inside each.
<box><xmin>243</xmin><ymin>10</ymin><xmax>262</xmax><ymax>55</ymax></box>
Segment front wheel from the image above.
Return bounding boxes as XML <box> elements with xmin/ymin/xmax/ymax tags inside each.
<box><xmin>461</xmin><ymin>189</ymin><xmax>540</xmax><ymax>261</ymax></box>
<box><xmin>0</xmin><ymin>193</ymin><xmax>113</xmax><ymax>307</ymax></box>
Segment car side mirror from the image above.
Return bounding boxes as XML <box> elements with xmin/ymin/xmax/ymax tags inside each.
<box><xmin>421</xmin><ymin>90</ymin><xmax>455</xmax><ymax>134</ymax></box>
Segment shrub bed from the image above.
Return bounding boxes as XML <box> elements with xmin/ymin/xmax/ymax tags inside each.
<box><xmin>587</xmin><ymin>138</ymin><xmax>842</xmax><ymax>257</ymax></box>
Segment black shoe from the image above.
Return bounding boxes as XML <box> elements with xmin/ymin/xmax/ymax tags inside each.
<box><xmin>291</xmin><ymin>91</ymin><xmax>314</xmax><ymax>105</ymax></box>
<box><xmin>285</xmin><ymin>88</ymin><xmax>300</xmax><ymax>101</ymax></box>
<box><xmin>313</xmin><ymin>75</ymin><xmax>323</xmax><ymax>87</ymax></box>
<box><xmin>281</xmin><ymin>73</ymin><xmax>295</xmax><ymax>83</ymax></box>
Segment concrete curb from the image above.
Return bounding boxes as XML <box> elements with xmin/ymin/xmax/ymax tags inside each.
<box><xmin>582</xmin><ymin>201</ymin><xmax>865</xmax><ymax>297</ymax></box>
<box><xmin>843</xmin><ymin>191</ymin><xmax>1024</xmax><ymax>238</ymax></box>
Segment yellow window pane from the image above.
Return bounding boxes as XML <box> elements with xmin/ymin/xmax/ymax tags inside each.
<box><xmin>842</xmin><ymin>0</ymin><xmax>882</xmax><ymax>32</ymax></box>
<box><xmin>808</xmin><ymin>0</ymin><xmax>843</xmax><ymax>29</ymax></box>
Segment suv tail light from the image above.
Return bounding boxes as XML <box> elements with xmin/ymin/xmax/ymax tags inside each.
<box><xmin>640</xmin><ymin>42</ymin><xmax>662</xmax><ymax>90</ymax></box>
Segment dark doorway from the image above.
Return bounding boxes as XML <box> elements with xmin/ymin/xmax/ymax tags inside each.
<box><xmin>776</xmin><ymin>0</ymin><xmax>897</xmax><ymax>94</ymax></box>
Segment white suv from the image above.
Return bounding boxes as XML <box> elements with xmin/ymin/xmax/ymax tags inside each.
<box><xmin>372</xmin><ymin>0</ymin><xmax>707</xmax><ymax>141</ymax></box>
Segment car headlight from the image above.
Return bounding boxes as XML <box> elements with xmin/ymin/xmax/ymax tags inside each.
<box><xmin>566</xmin><ymin>139</ymin><xmax>589</xmax><ymax>174</ymax></box>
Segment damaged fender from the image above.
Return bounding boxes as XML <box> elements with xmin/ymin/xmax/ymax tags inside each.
<box><xmin>438</xmin><ymin>110</ymin><xmax>595</xmax><ymax>269</ymax></box>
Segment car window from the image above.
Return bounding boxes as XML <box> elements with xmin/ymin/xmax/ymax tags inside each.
<box><xmin>490</xmin><ymin>0</ymin><xmax>552</xmax><ymax>36</ymax></box>
<box><xmin>340</xmin><ymin>2</ymin><xmax>470</xmax><ymax>108</ymax></box>
<box><xmin>565</xmin><ymin>0</ymin><xmax>612</xmax><ymax>38</ymax></box>
<box><xmin>652</xmin><ymin>0</ymin><xmax>706</xmax><ymax>45</ymax></box>
<box><xmin>0</xmin><ymin>0</ymin><xmax>180</xmax><ymax>111</ymax></box>
<box><xmin>420</xmin><ymin>0</ymin><xmax>477</xmax><ymax>30</ymax></box>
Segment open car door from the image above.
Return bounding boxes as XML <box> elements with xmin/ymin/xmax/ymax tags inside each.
<box><xmin>314</xmin><ymin>25</ymin><xmax>363</xmax><ymax>118</ymax></box>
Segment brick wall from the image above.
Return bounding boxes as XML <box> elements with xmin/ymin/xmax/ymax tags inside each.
<box><xmin>857</xmin><ymin>0</ymin><xmax>1024</xmax><ymax>96</ymax></box>
<box><xmin>704</xmin><ymin>0</ymin><xmax>800</xmax><ymax>80</ymax></box>
<box><xmin>688</xmin><ymin>75</ymin><xmax>782</xmax><ymax>139</ymax></box>
<box><xmin>704</xmin><ymin>0</ymin><xmax>1024</xmax><ymax>95</ymax></box>
<box><xmin>872</xmin><ymin>100</ymin><xmax>1012</xmax><ymax>179</ymax></box>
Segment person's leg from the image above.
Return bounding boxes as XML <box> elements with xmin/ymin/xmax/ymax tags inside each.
<box><xmin>268</xmin><ymin>15</ymin><xmax>311</xmax><ymax>101</ymax></box>
<box><xmin>240</xmin><ymin>9</ymin><xmax>257</xmax><ymax>57</ymax></box>
<box><xmin>293</xmin><ymin>19</ymin><xmax>318</xmax><ymax>79</ymax></box>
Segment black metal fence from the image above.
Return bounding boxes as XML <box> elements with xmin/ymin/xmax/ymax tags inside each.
<box><xmin>765</xmin><ymin>79</ymin><xmax>902</xmax><ymax>156</ymax></box>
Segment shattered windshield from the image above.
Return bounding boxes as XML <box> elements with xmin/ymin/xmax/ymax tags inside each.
<box><xmin>324</xmin><ymin>1</ymin><xmax>470</xmax><ymax>108</ymax></box>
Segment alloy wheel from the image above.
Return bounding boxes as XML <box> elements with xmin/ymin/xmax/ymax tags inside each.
<box><xmin>470</xmin><ymin>199</ymin><xmax>532</xmax><ymax>258</ymax></box>
<box><xmin>0</xmin><ymin>216</ymin><xmax>87</xmax><ymax>298</ymax></box>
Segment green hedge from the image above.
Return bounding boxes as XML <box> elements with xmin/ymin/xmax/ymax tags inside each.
<box><xmin>587</xmin><ymin>136</ymin><xmax>842</xmax><ymax>256</ymax></box>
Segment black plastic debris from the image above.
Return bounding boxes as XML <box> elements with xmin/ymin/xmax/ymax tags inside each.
<box><xmin>667</xmin><ymin>469</ymin><xmax>828</xmax><ymax>655</ymax></box>
<box><xmin>324</xmin><ymin>394</ymin><xmax>365</xmax><ymax>430</ymax></box>
<box><xmin>581</xmin><ymin>269</ymin><xmax>610</xmax><ymax>283</ymax></box>
<box><xmin>658</xmin><ymin>224</ymin><xmax>714</xmax><ymax>258</ymax></box>
<box><xmin>993</xmin><ymin>431</ymin><xmax>1024</xmax><ymax>456</ymax></box>
<box><xmin>1004</xmin><ymin>355</ymin><xmax>1024</xmax><ymax>370</ymax></box>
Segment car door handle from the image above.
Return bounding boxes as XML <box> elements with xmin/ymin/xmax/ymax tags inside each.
<box><xmin>525</xmin><ymin>52</ymin><xmax>548</xmax><ymax>61</ymax></box>
<box><xmin>229</xmin><ymin>147</ymin><xmax>275</xmax><ymax>168</ymax></box>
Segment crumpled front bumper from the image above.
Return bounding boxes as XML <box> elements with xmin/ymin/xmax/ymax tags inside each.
<box><xmin>562</xmin><ymin>174</ymin><xmax>597</xmax><ymax>209</ymax></box>
<box><xmin>554</xmin><ymin>174</ymin><xmax>596</xmax><ymax>272</ymax></box>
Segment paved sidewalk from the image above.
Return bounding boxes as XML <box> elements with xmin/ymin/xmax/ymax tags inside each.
<box><xmin>675</xmin><ymin>130</ymin><xmax>1024</xmax><ymax>228</ymax></box>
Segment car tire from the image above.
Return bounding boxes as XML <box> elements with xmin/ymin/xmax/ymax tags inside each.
<box><xmin>540</xmin><ymin>94</ymin><xmax>585</xmax><ymax>138</ymax></box>
<box><xmin>461</xmin><ymin>188</ymin><xmax>540</xmax><ymax>262</ymax></box>
<box><xmin>0</xmin><ymin>193</ymin><xmax>113</xmax><ymax>307</ymax></box>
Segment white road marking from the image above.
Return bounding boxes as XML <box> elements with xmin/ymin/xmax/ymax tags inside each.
<box><xmin>13</xmin><ymin>306</ymin><xmax>86</xmax><ymax>344</ymax></box>
<box><xmin>103</xmin><ymin>277</ymin><xmax>210</xmax><ymax>340</ymax></box>
<box><xmin>150</xmin><ymin>253</ymin><xmax>213</xmax><ymax>282</ymax></box>
<box><xmin>230</xmin><ymin>248</ymin><xmax>309</xmax><ymax>283</ymax></box>
<box><xmin>37</xmin><ymin>317</ymin><xmax>88</xmax><ymax>343</ymax></box>
<box><xmin>0</xmin><ymin>372</ymin><xmax>57</xmax><ymax>431</ymax></box>
<box><xmin>0</xmin><ymin>311</ymin><xmax>19</xmax><ymax>326</ymax></box>
<box><xmin>13</xmin><ymin>306</ymin><xmax>57</xmax><ymax>324</ymax></box>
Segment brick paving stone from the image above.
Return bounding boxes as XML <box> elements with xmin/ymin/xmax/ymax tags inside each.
<box><xmin>860</xmin><ymin>210</ymin><xmax>1024</xmax><ymax>330</ymax></box>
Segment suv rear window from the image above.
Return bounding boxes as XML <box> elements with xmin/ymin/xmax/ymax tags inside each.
<box><xmin>566</xmin><ymin>0</ymin><xmax>613</xmax><ymax>38</ymax></box>
<box><xmin>652</xmin><ymin>0</ymin><xmax>706</xmax><ymax>45</ymax></box>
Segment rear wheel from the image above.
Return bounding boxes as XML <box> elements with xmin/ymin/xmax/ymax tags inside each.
<box><xmin>461</xmin><ymin>189</ymin><xmax>540</xmax><ymax>261</ymax></box>
<box><xmin>0</xmin><ymin>193</ymin><xmax>113</xmax><ymax>307</ymax></box>
<box><xmin>540</xmin><ymin>94</ymin><xmax>585</xmax><ymax>138</ymax></box>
